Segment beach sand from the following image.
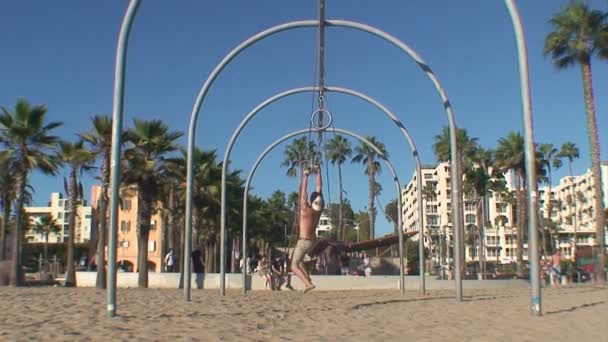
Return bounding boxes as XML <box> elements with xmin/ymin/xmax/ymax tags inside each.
<box><xmin>0</xmin><ymin>286</ymin><xmax>606</xmax><ymax>341</ymax></box>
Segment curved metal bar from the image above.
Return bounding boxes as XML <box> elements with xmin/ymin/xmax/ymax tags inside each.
<box><xmin>218</xmin><ymin>85</ymin><xmax>425</xmax><ymax>298</ymax></box>
<box><xmin>241</xmin><ymin>128</ymin><xmax>405</xmax><ymax>294</ymax></box>
<box><xmin>186</xmin><ymin>19</ymin><xmax>460</xmax><ymax>299</ymax></box>
<box><xmin>107</xmin><ymin>0</ymin><xmax>141</xmax><ymax>318</ymax></box>
<box><xmin>504</xmin><ymin>0</ymin><xmax>540</xmax><ymax>316</ymax></box>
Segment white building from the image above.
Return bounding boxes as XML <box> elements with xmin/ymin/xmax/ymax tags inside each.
<box><xmin>25</xmin><ymin>192</ymin><xmax>92</xmax><ymax>244</ymax></box>
<box><xmin>401</xmin><ymin>161</ymin><xmax>608</xmax><ymax>266</ymax></box>
<box><xmin>315</xmin><ymin>211</ymin><xmax>333</xmax><ymax>237</ymax></box>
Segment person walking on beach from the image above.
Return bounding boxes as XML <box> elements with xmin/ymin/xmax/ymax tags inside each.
<box><xmin>164</xmin><ymin>248</ymin><xmax>175</xmax><ymax>272</ymax></box>
<box><xmin>292</xmin><ymin>164</ymin><xmax>323</xmax><ymax>293</ymax></box>
<box><xmin>551</xmin><ymin>250</ymin><xmax>562</xmax><ymax>287</ymax></box>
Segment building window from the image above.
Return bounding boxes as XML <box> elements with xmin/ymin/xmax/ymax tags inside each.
<box><xmin>150</xmin><ymin>220</ymin><xmax>157</xmax><ymax>231</ymax></box>
<box><xmin>496</xmin><ymin>203</ymin><xmax>508</xmax><ymax>214</ymax></box>
<box><xmin>120</xmin><ymin>221</ymin><xmax>130</xmax><ymax>233</ymax></box>
<box><xmin>58</xmin><ymin>212</ymin><xmax>63</xmax><ymax>219</ymax></box>
<box><xmin>426</xmin><ymin>215</ymin><xmax>439</xmax><ymax>226</ymax></box>
<box><xmin>85</xmin><ymin>214</ymin><xmax>92</xmax><ymax>219</ymax></box>
<box><xmin>465</xmin><ymin>202</ymin><xmax>476</xmax><ymax>211</ymax></box>
<box><xmin>122</xmin><ymin>199</ymin><xmax>132</xmax><ymax>211</ymax></box>
<box><xmin>148</xmin><ymin>240</ymin><xmax>156</xmax><ymax>252</ymax></box>
<box><xmin>465</xmin><ymin>214</ymin><xmax>476</xmax><ymax>225</ymax></box>
<box><xmin>426</xmin><ymin>205</ymin><xmax>438</xmax><ymax>214</ymax></box>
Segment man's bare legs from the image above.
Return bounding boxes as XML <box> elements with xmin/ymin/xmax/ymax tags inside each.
<box><xmin>292</xmin><ymin>263</ymin><xmax>315</xmax><ymax>292</ymax></box>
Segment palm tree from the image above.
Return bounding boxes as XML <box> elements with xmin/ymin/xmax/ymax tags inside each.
<box><xmin>79</xmin><ymin>115</ymin><xmax>115</xmax><ymax>288</ymax></box>
<box><xmin>433</xmin><ymin>126</ymin><xmax>478</xmax><ymax>267</ymax></box>
<box><xmin>122</xmin><ymin>119</ymin><xmax>182</xmax><ymax>288</ymax></box>
<box><xmin>494</xmin><ymin>132</ymin><xmax>525</xmax><ymax>276</ymax></box>
<box><xmin>325</xmin><ymin>135</ymin><xmax>352</xmax><ymax>240</ymax></box>
<box><xmin>58</xmin><ymin>140</ymin><xmax>95</xmax><ymax>287</ymax></box>
<box><xmin>538</xmin><ymin>143</ymin><xmax>562</xmax><ymax>257</ymax></box>
<box><xmin>557</xmin><ymin>142</ymin><xmax>580</xmax><ymax>263</ymax></box>
<box><xmin>464</xmin><ymin>147</ymin><xmax>499</xmax><ymax>279</ymax></box>
<box><xmin>0</xmin><ymin>99</ymin><xmax>62</xmax><ymax>286</ymax></box>
<box><xmin>281</xmin><ymin>137</ymin><xmax>319</xmax><ymax>177</ymax></box>
<box><xmin>544</xmin><ymin>1</ymin><xmax>607</xmax><ymax>284</ymax></box>
<box><xmin>0</xmin><ymin>159</ymin><xmax>17</xmax><ymax>260</ymax></box>
<box><xmin>351</xmin><ymin>136</ymin><xmax>388</xmax><ymax>239</ymax></box>
<box><xmin>31</xmin><ymin>214</ymin><xmax>61</xmax><ymax>261</ymax></box>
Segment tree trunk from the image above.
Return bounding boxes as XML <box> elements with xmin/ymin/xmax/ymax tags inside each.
<box><xmin>44</xmin><ymin>232</ymin><xmax>49</xmax><ymax>261</ymax></box>
<box><xmin>368</xmin><ymin>157</ymin><xmax>375</xmax><ymax>240</ymax></box>
<box><xmin>0</xmin><ymin>194</ymin><xmax>11</xmax><ymax>260</ymax></box>
<box><xmin>338</xmin><ymin>164</ymin><xmax>344</xmax><ymax>241</ymax></box>
<box><xmin>64</xmin><ymin>169</ymin><xmax>78</xmax><ymax>287</ymax></box>
<box><xmin>10</xmin><ymin>166</ymin><xmax>28</xmax><ymax>287</ymax></box>
<box><xmin>476</xmin><ymin>195</ymin><xmax>484</xmax><ymax>279</ymax></box>
<box><xmin>580</xmin><ymin>59</ymin><xmax>605</xmax><ymax>284</ymax></box>
<box><xmin>136</xmin><ymin>187</ymin><xmax>153</xmax><ymax>288</ymax></box>
<box><xmin>95</xmin><ymin>156</ymin><xmax>110</xmax><ymax>289</ymax></box>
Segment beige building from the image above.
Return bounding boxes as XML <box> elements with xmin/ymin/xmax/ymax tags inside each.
<box><xmin>25</xmin><ymin>192</ymin><xmax>92</xmax><ymax>244</ymax></box>
<box><xmin>401</xmin><ymin>161</ymin><xmax>608</xmax><ymax>267</ymax></box>
<box><xmin>538</xmin><ymin>162</ymin><xmax>608</xmax><ymax>259</ymax></box>
<box><xmin>90</xmin><ymin>185</ymin><xmax>164</xmax><ymax>272</ymax></box>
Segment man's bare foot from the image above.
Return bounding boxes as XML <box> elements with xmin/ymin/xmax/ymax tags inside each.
<box><xmin>301</xmin><ymin>285</ymin><xmax>315</xmax><ymax>294</ymax></box>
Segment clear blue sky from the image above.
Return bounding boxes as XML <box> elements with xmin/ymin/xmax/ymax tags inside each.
<box><xmin>1</xmin><ymin>1</ymin><xmax>607</xmax><ymax>237</ymax></box>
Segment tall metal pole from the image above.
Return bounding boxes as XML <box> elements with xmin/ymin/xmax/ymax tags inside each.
<box><xmin>416</xmin><ymin>156</ymin><xmax>425</xmax><ymax>295</ymax></box>
<box><xmin>504</xmin><ymin>0</ymin><xmax>540</xmax><ymax>316</ymax></box>
<box><xmin>107</xmin><ymin>0</ymin><xmax>141</xmax><ymax>318</ymax></box>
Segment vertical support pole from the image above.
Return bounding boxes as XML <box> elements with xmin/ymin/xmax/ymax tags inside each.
<box><xmin>450</xmin><ymin>131</ymin><xmax>462</xmax><ymax>302</ymax></box>
<box><xmin>415</xmin><ymin>159</ymin><xmax>425</xmax><ymax>295</ymax></box>
<box><xmin>504</xmin><ymin>0</ymin><xmax>541</xmax><ymax>316</ymax></box>
<box><xmin>107</xmin><ymin>0</ymin><xmax>141</xmax><ymax>318</ymax></box>
<box><xmin>395</xmin><ymin>177</ymin><xmax>405</xmax><ymax>294</ymax></box>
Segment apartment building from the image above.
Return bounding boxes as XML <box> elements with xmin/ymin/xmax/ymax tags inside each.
<box><xmin>25</xmin><ymin>192</ymin><xmax>92</xmax><ymax>244</ymax></box>
<box><xmin>401</xmin><ymin>161</ymin><xmax>607</xmax><ymax>266</ymax></box>
<box><xmin>538</xmin><ymin>162</ymin><xmax>608</xmax><ymax>259</ymax></box>
<box><xmin>90</xmin><ymin>185</ymin><xmax>164</xmax><ymax>272</ymax></box>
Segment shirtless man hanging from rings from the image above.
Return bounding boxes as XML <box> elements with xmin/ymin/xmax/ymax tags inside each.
<box><xmin>292</xmin><ymin>164</ymin><xmax>323</xmax><ymax>293</ymax></box>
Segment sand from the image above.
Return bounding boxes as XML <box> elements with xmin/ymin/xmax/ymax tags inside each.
<box><xmin>0</xmin><ymin>285</ymin><xmax>606</xmax><ymax>341</ymax></box>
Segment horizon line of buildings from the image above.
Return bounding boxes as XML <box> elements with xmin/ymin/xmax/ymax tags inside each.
<box><xmin>401</xmin><ymin>161</ymin><xmax>608</xmax><ymax>267</ymax></box>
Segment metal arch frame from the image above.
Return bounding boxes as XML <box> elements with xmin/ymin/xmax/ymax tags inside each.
<box><xmin>240</xmin><ymin>128</ymin><xmax>405</xmax><ymax>294</ymax></box>
<box><xmin>104</xmin><ymin>0</ymin><xmax>541</xmax><ymax>318</ymax></box>
<box><xmin>184</xmin><ymin>19</ymin><xmax>463</xmax><ymax>301</ymax></box>
<box><xmin>205</xmin><ymin>85</ymin><xmax>425</xmax><ymax>299</ymax></box>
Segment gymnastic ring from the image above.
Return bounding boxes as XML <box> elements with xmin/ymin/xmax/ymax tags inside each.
<box><xmin>310</xmin><ymin>109</ymin><xmax>333</xmax><ymax>131</ymax></box>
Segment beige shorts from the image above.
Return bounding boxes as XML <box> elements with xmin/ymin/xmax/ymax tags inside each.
<box><xmin>292</xmin><ymin>239</ymin><xmax>314</xmax><ymax>267</ymax></box>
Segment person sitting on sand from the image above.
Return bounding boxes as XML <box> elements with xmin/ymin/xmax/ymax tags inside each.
<box><xmin>258</xmin><ymin>255</ymin><xmax>273</xmax><ymax>289</ymax></box>
<box><xmin>292</xmin><ymin>164</ymin><xmax>323</xmax><ymax>293</ymax></box>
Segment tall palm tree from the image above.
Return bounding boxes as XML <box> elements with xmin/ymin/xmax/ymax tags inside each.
<box><xmin>538</xmin><ymin>143</ymin><xmax>562</xmax><ymax>257</ymax></box>
<box><xmin>464</xmin><ymin>147</ymin><xmax>499</xmax><ymax>279</ymax></box>
<box><xmin>0</xmin><ymin>159</ymin><xmax>17</xmax><ymax>260</ymax></box>
<box><xmin>325</xmin><ymin>135</ymin><xmax>352</xmax><ymax>240</ymax></box>
<box><xmin>557</xmin><ymin>142</ymin><xmax>580</xmax><ymax>263</ymax></box>
<box><xmin>79</xmin><ymin>115</ymin><xmax>114</xmax><ymax>288</ymax></box>
<box><xmin>31</xmin><ymin>214</ymin><xmax>61</xmax><ymax>261</ymax></box>
<box><xmin>58</xmin><ymin>140</ymin><xmax>95</xmax><ymax>287</ymax></box>
<box><xmin>281</xmin><ymin>137</ymin><xmax>319</xmax><ymax>177</ymax></box>
<box><xmin>122</xmin><ymin>119</ymin><xmax>182</xmax><ymax>288</ymax></box>
<box><xmin>494</xmin><ymin>131</ymin><xmax>525</xmax><ymax>276</ymax></box>
<box><xmin>351</xmin><ymin>136</ymin><xmax>388</xmax><ymax>239</ymax></box>
<box><xmin>544</xmin><ymin>1</ymin><xmax>607</xmax><ymax>284</ymax></box>
<box><xmin>433</xmin><ymin>126</ymin><xmax>478</xmax><ymax>267</ymax></box>
<box><xmin>0</xmin><ymin>99</ymin><xmax>62</xmax><ymax>286</ymax></box>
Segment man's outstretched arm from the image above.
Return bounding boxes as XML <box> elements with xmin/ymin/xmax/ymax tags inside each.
<box><xmin>314</xmin><ymin>164</ymin><xmax>322</xmax><ymax>193</ymax></box>
<box><xmin>300</xmin><ymin>167</ymin><xmax>310</xmax><ymax>207</ymax></box>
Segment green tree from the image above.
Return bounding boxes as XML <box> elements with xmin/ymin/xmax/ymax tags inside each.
<box><xmin>80</xmin><ymin>115</ymin><xmax>116</xmax><ymax>288</ymax></box>
<box><xmin>538</xmin><ymin>143</ymin><xmax>562</xmax><ymax>257</ymax></box>
<box><xmin>544</xmin><ymin>1</ymin><xmax>607</xmax><ymax>284</ymax></box>
<box><xmin>0</xmin><ymin>159</ymin><xmax>17</xmax><ymax>260</ymax></box>
<box><xmin>281</xmin><ymin>137</ymin><xmax>319</xmax><ymax>177</ymax></box>
<box><xmin>354</xmin><ymin>210</ymin><xmax>370</xmax><ymax>242</ymax></box>
<box><xmin>0</xmin><ymin>99</ymin><xmax>62</xmax><ymax>286</ymax></box>
<box><xmin>325</xmin><ymin>135</ymin><xmax>352</xmax><ymax>240</ymax></box>
<box><xmin>122</xmin><ymin>119</ymin><xmax>182</xmax><ymax>287</ymax></box>
<box><xmin>31</xmin><ymin>214</ymin><xmax>61</xmax><ymax>261</ymax></box>
<box><xmin>351</xmin><ymin>136</ymin><xmax>388</xmax><ymax>239</ymax></box>
<box><xmin>58</xmin><ymin>140</ymin><xmax>95</xmax><ymax>287</ymax></box>
<box><xmin>494</xmin><ymin>131</ymin><xmax>525</xmax><ymax>276</ymax></box>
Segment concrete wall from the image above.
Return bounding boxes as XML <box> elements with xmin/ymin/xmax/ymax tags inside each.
<box><xmin>76</xmin><ymin>272</ymin><xmax>529</xmax><ymax>291</ymax></box>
